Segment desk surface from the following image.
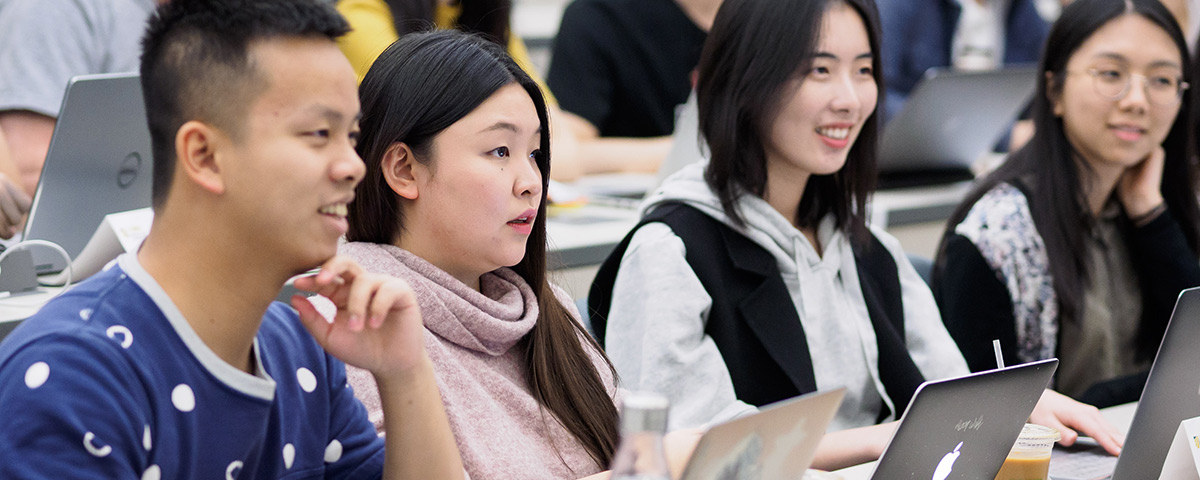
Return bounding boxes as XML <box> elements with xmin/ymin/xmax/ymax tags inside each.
<box><xmin>0</xmin><ymin>183</ymin><xmax>967</xmax><ymax>327</ymax></box>
<box><xmin>0</xmin><ymin>203</ymin><xmax>638</xmax><ymax>325</ymax></box>
<box><xmin>869</xmin><ymin>181</ymin><xmax>971</xmax><ymax>227</ymax></box>
<box><xmin>0</xmin><ymin>287</ymin><xmax>62</xmax><ymax>323</ymax></box>
<box><xmin>545</xmin><ymin>180</ymin><xmax>970</xmax><ymax>269</ymax></box>
<box><xmin>833</xmin><ymin>402</ymin><xmax>1137</xmax><ymax>479</ymax></box>
<box><xmin>546</xmin><ymin>204</ymin><xmax>639</xmax><ymax>270</ymax></box>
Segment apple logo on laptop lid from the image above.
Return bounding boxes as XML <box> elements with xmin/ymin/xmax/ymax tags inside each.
<box><xmin>932</xmin><ymin>442</ymin><xmax>963</xmax><ymax>480</ymax></box>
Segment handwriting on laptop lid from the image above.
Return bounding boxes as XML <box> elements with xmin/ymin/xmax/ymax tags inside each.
<box><xmin>870</xmin><ymin>358</ymin><xmax>1057</xmax><ymax>479</ymax></box>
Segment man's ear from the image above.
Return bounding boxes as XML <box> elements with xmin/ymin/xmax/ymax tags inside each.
<box><xmin>1046</xmin><ymin>71</ymin><xmax>1064</xmax><ymax>117</ymax></box>
<box><xmin>174</xmin><ymin>120</ymin><xmax>226</xmax><ymax>195</ymax></box>
<box><xmin>381</xmin><ymin>142</ymin><xmax>420</xmax><ymax>200</ymax></box>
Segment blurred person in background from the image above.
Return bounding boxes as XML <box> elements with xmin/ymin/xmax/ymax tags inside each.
<box><xmin>547</xmin><ymin>0</ymin><xmax>721</xmax><ymax>176</ymax></box>
<box><xmin>877</xmin><ymin>0</ymin><xmax>1048</xmax><ymax>122</ymax></box>
<box><xmin>0</xmin><ymin>0</ymin><xmax>161</xmax><ymax>218</ymax></box>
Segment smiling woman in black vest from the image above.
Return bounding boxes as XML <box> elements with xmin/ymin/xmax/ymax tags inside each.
<box><xmin>589</xmin><ymin>0</ymin><xmax>1126</xmax><ymax>463</ymax></box>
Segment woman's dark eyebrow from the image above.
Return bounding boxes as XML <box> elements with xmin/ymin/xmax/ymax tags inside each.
<box><xmin>479</xmin><ymin>121</ymin><xmax>521</xmax><ymax>134</ymax></box>
<box><xmin>1091</xmin><ymin>52</ymin><xmax>1182</xmax><ymax>71</ymax></box>
<box><xmin>479</xmin><ymin>121</ymin><xmax>543</xmax><ymax>137</ymax></box>
<box><xmin>813</xmin><ymin>52</ymin><xmax>874</xmax><ymax>61</ymax></box>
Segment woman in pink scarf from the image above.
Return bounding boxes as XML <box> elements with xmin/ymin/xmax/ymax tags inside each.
<box><xmin>333</xmin><ymin>30</ymin><xmax>624</xmax><ymax>479</ymax></box>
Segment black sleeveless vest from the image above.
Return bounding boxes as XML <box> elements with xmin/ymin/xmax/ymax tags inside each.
<box><xmin>589</xmin><ymin>203</ymin><xmax>926</xmax><ymax>420</ymax></box>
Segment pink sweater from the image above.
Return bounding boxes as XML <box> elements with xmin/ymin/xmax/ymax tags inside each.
<box><xmin>335</xmin><ymin>242</ymin><xmax>618</xmax><ymax>479</ymax></box>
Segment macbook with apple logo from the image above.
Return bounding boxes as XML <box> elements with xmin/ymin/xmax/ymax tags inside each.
<box><xmin>869</xmin><ymin>358</ymin><xmax>1058</xmax><ymax>479</ymax></box>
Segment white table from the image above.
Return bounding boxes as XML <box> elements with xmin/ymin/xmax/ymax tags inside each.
<box><xmin>0</xmin><ymin>182</ymin><xmax>968</xmax><ymax>334</ymax></box>
<box><xmin>869</xmin><ymin>181</ymin><xmax>972</xmax><ymax>228</ymax></box>
<box><xmin>545</xmin><ymin>203</ymin><xmax>639</xmax><ymax>270</ymax></box>
<box><xmin>0</xmin><ymin>287</ymin><xmax>63</xmax><ymax>332</ymax></box>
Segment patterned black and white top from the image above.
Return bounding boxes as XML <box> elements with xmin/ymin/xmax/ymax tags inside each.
<box><xmin>953</xmin><ymin>183</ymin><xmax>1058</xmax><ymax>364</ymax></box>
<box><xmin>936</xmin><ymin>181</ymin><xmax>1200</xmax><ymax>399</ymax></box>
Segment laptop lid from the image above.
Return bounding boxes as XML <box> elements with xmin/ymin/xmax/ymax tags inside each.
<box><xmin>879</xmin><ymin>66</ymin><xmax>1037</xmax><ymax>184</ymax></box>
<box><xmin>656</xmin><ymin>91</ymin><xmax>705</xmax><ymax>190</ymax></box>
<box><xmin>22</xmin><ymin>73</ymin><xmax>153</xmax><ymax>274</ymax></box>
<box><xmin>871</xmin><ymin>358</ymin><xmax>1058</xmax><ymax>479</ymax></box>
<box><xmin>680</xmin><ymin>388</ymin><xmax>845</xmax><ymax>480</ymax></box>
<box><xmin>568</xmin><ymin>91</ymin><xmax>706</xmax><ymax>201</ymax></box>
<box><xmin>1105</xmin><ymin>287</ymin><xmax>1200</xmax><ymax>479</ymax></box>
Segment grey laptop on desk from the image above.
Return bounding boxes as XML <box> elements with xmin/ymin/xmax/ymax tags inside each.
<box><xmin>680</xmin><ymin>388</ymin><xmax>845</xmax><ymax>480</ymax></box>
<box><xmin>22</xmin><ymin>73</ymin><xmax>153</xmax><ymax>274</ymax></box>
<box><xmin>572</xmin><ymin>91</ymin><xmax>706</xmax><ymax>201</ymax></box>
<box><xmin>879</xmin><ymin>66</ymin><xmax>1037</xmax><ymax>188</ymax></box>
<box><xmin>870</xmin><ymin>358</ymin><xmax>1058</xmax><ymax>479</ymax></box>
<box><xmin>1051</xmin><ymin>287</ymin><xmax>1200</xmax><ymax>480</ymax></box>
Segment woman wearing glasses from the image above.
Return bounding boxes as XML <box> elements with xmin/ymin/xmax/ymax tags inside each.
<box><xmin>934</xmin><ymin>0</ymin><xmax>1200</xmax><ymax>408</ymax></box>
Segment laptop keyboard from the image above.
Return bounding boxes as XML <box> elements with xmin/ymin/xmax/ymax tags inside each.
<box><xmin>1049</xmin><ymin>444</ymin><xmax>1117</xmax><ymax>480</ymax></box>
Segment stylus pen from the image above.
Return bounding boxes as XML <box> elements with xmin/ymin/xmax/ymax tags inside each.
<box><xmin>993</xmin><ymin>339</ymin><xmax>1005</xmax><ymax>369</ymax></box>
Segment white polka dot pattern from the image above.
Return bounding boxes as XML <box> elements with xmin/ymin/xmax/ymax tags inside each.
<box><xmin>296</xmin><ymin>368</ymin><xmax>317</xmax><ymax>393</ymax></box>
<box><xmin>24</xmin><ymin>362</ymin><xmax>49</xmax><ymax>389</ymax></box>
<box><xmin>225</xmin><ymin>460</ymin><xmax>243</xmax><ymax>480</ymax></box>
<box><xmin>83</xmin><ymin>432</ymin><xmax>112</xmax><ymax>457</ymax></box>
<box><xmin>106</xmin><ymin>325</ymin><xmax>133</xmax><ymax>349</ymax></box>
<box><xmin>143</xmin><ymin>425</ymin><xmax>152</xmax><ymax>451</ymax></box>
<box><xmin>79</xmin><ymin>308</ymin><xmax>93</xmax><ymax>321</ymax></box>
<box><xmin>141</xmin><ymin>465</ymin><xmax>161</xmax><ymax>480</ymax></box>
<box><xmin>282</xmin><ymin>443</ymin><xmax>295</xmax><ymax>469</ymax></box>
<box><xmin>324</xmin><ymin>439</ymin><xmax>343</xmax><ymax>463</ymax></box>
<box><xmin>171</xmin><ymin>384</ymin><xmax>195</xmax><ymax>412</ymax></box>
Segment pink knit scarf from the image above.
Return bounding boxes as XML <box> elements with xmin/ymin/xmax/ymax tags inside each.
<box><xmin>335</xmin><ymin>242</ymin><xmax>611</xmax><ymax>479</ymax></box>
<box><xmin>340</xmin><ymin>243</ymin><xmax>540</xmax><ymax>356</ymax></box>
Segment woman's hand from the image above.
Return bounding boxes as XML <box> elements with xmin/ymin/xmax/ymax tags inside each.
<box><xmin>0</xmin><ymin>175</ymin><xmax>29</xmax><ymax>239</ymax></box>
<box><xmin>811</xmin><ymin>421</ymin><xmax>898</xmax><ymax>471</ymax></box>
<box><xmin>665</xmin><ymin>428</ymin><xmax>705</xmax><ymax>478</ymax></box>
<box><xmin>1029</xmin><ymin>389</ymin><xmax>1123</xmax><ymax>456</ymax></box>
<box><xmin>290</xmin><ymin>255</ymin><xmax>428</xmax><ymax>377</ymax></box>
<box><xmin>1117</xmin><ymin>145</ymin><xmax>1166</xmax><ymax>218</ymax></box>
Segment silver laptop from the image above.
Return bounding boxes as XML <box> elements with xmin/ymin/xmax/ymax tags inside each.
<box><xmin>680</xmin><ymin>388</ymin><xmax>845</xmax><ymax>480</ymax></box>
<box><xmin>879</xmin><ymin>66</ymin><xmax>1037</xmax><ymax>186</ymax></box>
<box><xmin>870</xmin><ymin>358</ymin><xmax>1059</xmax><ymax>479</ymax></box>
<box><xmin>656</xmin><ymin>91</ymin><xmax>705</xmax><ymax>190</ymax></box>
<box><xmin>22</xmin><ymin>72</ymin><xmax>153</xmax><ymax>274</ymax></box>
<box><xmin>1051</xmin><ymin>287</ymin><xmax>1200</xmax><ymax>480</ymax></box>
<box><xmin>567</xmin><ymin>91</ymin><xmax>706</xmax><ymax>201</ymax></box>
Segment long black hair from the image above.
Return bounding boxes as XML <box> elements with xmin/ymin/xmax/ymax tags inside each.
<box><xmin>695</xmin><ymin>0</ymin><xmax>884</xmax><ymax>246</ymax></box>
<box><xmin>380</xmin><ymin>0</ymin><xmax>511</xmax><ymax>46</ymax></box>
<box><xmin>937</xmin><ymin>0</ymin><xmax>1200</xmax><ymax>326</ymax></box>
<box><xmin>349</xmin><ymin>30</ymin><xmax>618</xmax><ymax>467</ymax></box>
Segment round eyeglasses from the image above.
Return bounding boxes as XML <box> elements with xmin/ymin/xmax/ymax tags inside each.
<box><xmin>1069</xmin><ymin>68</ymin><xmax>1189</xmax><ymax>106</ymax></box>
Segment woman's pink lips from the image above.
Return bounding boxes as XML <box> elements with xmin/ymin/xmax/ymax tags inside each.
<box><xmin>817</xmin><ymin>131</ymin><xmax>851</xmax><ymax>149</ymax></box>
<box><xmin>819</xmin><ymin>134</ymin><xmax>851</xmax><ymax>149</ymax></box>
<box><xmin>321</xmin><ymin>213</ymin><xmax>349</xmax><ymax>235</ymax></box>
<box><xmin>508</xmin><ymin>222</ymin><xmax>533</xmax><ymax>235</ymax></box>
<box><xmin>507</xmin><ymin>208</ymin><xmax>537</xmax><ymax>235</ymax></box>
<box><xmin>1111</xmin><ymin>127</ymin><xmax>1144</xmax><ymax>142</ymax></box>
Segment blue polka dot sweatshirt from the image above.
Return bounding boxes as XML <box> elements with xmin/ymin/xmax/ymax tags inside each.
<box><xmin>0</xmin><ymin>254</ymin><xmax>385</xmax><ymax>479</ymax></box>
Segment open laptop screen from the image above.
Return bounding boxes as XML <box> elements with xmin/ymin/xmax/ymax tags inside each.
<box><xmin>22</xmin><ymin>73</ymin><xmax>153</xmax><ymax>274</ymax></box>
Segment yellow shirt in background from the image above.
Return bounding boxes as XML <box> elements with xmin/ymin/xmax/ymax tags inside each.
<box><xmin>335</xmin><ymin>0</ymin><xmax>556</xmax><ymax>105</ymax></box>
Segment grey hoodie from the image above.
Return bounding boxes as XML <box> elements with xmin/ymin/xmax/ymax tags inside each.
<box><xmin>605</xmin><ymin>161</ymin><xmax>969</xmax><ymax>431</ymax></box>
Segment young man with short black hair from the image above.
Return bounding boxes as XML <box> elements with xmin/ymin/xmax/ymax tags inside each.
<box><xmin>0</xmin><ymin>1</ymin><xmax>463</xmax><ymax>478</ymax></box>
